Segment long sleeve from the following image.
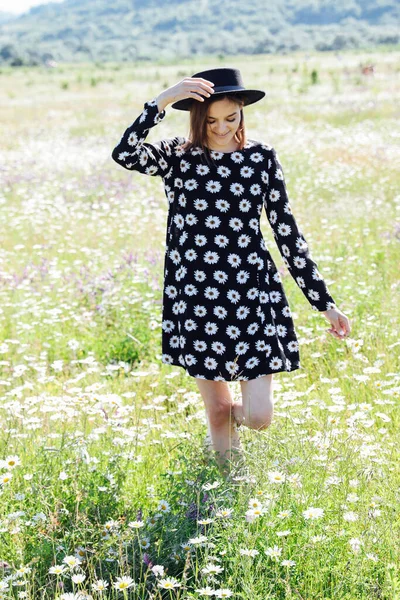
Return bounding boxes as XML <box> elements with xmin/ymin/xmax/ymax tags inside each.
<box><xmin>111</xmin><ymin>97</ymin><xmax>185</xmax><ymax>177</ymax></box>
<box><xmin>264</xmin><ymin>146</ymin><xmax>337</xmax><ymax>312</ymax></box>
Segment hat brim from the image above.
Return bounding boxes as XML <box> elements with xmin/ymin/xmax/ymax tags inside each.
<box><xmin>171</xmin><ymin>89</ymin><xmax>265</xmax><ymax>111</ymax></box>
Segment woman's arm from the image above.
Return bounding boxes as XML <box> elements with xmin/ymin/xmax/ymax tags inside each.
<box><xmin>111</xmin><ymin>96</ymin><xmax>185</xmax><ymax>177</ymax></box>
<box><xmin>264</xmin><ymin>146</ymin><xmax>337</xmax><ymax>313</ymax></box>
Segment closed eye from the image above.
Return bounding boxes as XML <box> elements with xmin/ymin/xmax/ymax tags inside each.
<box><xmin>208</xmin><ymin>118</ymin><xmax>236</xmax><ymax>124</ymax></box>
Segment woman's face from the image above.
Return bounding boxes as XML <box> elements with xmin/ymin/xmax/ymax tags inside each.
<box><xmin>206</xmin><ymin>98</ymin><xmax>241</xmax><ymax>150</ymax></box>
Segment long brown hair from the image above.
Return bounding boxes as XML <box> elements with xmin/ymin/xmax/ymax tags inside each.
<box><xmin>179</xmin><ymin>92</ymin><xmax>247</xmax><ymax>167</ymax></box>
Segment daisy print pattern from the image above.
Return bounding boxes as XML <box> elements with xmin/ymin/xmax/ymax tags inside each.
<box><xmin>112</xmin><ymin>98</ymin><xmax>337</xmax><ymax>381</ymax></box>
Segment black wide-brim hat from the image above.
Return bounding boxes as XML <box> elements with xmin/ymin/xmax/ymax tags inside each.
<box><xmin>171</xmin><ymin>67</ymin><xmax>265</xmax><ymax>111</ymax></box>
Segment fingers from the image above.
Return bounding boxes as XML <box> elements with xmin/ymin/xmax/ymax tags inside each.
<box><xmin>327</xmin><ymin>319</ymin><xmax>351</xmax><ymax>340</ymax></box>
<box><xmin>185</xmin><ymin>78</ymin><xmax>215</xmax><ymax>98</ymax></box>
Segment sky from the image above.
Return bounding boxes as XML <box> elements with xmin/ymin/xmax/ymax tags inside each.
<box><xmin>0</xmin><ymin>0</ymin><xmax>65</xmax><ymax>14</ymax></box>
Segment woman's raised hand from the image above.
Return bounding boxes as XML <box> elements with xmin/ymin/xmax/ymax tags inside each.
<box><xmin>156</xmin><ymin>77</ymin><xmax>215</xmax><ymax>112</ymax></box>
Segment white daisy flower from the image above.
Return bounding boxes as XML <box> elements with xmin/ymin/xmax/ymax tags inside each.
<box><xmin>238</xmin><ymin>198</ymin><xmax>251</xmax><ymax>212</ymax></box>
<box><xmin>230</xmin><ymin>151</ymin><xmax>245</xmax><ymax>163</ymax></box>
<box><xmin>227</xmin><ymin>289</ymin><xmax>241</xmax><ymax>304</ymax></box>
<box><xmin>185</xmin><ymin>213</ymin><xmax>198</xmax><ymax>226</ymax></box>
<box><xmin>217</xmin><ymin>165</ymin><xmax>231</xmax><ymax>177</ymax></box>
<box><xmin>269</xmin><ymin>357</ymin><xmax>283</xmax><ymax>370</ymax></box>
<box><xmin>213</xmin><ymin>270</ymin><xmax>228</xmax><ymax>284</ymax></box>
<box><xmin>215</xmin><ymin>198</ymin><xmax>230</xmax><ymax>212</ymax></box>
<box><xmin>196</xmin><ymin>164</ymin><xmax>210</xmax><ymax>175</ymax></box>
<box><xmin>204</xmin><ymin>357</ymin><xmax>218</xmax><ymax>370</ymax></box>
<box><xmin>230</xmin><ymin>182</ymin><xmax>244</xmax><ymax>196</ymax></box>
<box><xmin>214</xmin><ymin>234</ymin><xmax>229</xmax><ymax>247</ymax></box>
<box><xmin>213</xmin><ymin>306</ymin><xmax>228</xmax><ymax>319</ymax></box>
<box><xmin>204</xmin><ymin>322</ymin><xmax>218</xmax><ymax>335</ymax></box>
<box><xmin>229</xmin><ymin>217</ymin><xmax>243</xmax><ymax>231</ymax></box>
<box><xmin>194</xmin><ymin>233</ymin><xmax>207</xmax><ymax>246</ymax></box>
<box><xmin>184</xmin><ymin>178</ymin><xmax>199</xmax><ymax>191</ymax></box>
<box><xmin>211</xmin><ymin>342</ymin><xmax>226</xmax><ymax>355</ymax></box>
<box><xmin>194</xmin><ymin>340</ymin><xmax>207</xmax><ymax>352</ymax></box>
<box><xmin>237</xmin><ymin>270</ymin><xmax>250</xmax><ymax>283</ymax></box>
<box><xmin>206</xmin><ymin>180</ymin><xmax>222</xmax><ymax>193</ymax></box>
<box><xmin>194</xmin><ymin>270</ymin><xmax>207</xmax><ymax>282</ymax></box>
<box><xmin>194</xmin><ymin>305</ymin><xmax>207</xmax><ymax>317</ymax></box>
<box><xmin>240</xmin><ymin>166</ymin><xmax>254</xmax><ymax>178</ymax></box>
<box><xmin>194</xmin><ymin>198</ymin><xmax>208</xmax><ymax>211</ymax></box>
<box><xmin>203</xmin><ymin>251</ymin><xmax>219</xmax><ymax>264</ymax></box>
<box><xmin>204</xmin><ymin>286</ymin><xmax>220</xmax><ymax>300</ymax></box>
<box><xmin>236</xmin><ymin>306</ymin><xmax>250</xmax><ymax>320</ymax></box>
<box><xmin>227</xmin><ymin>253</ymin><xmax>241</xmax><ymax>268</ymax></box>
<box><xmin>226</xmin><ymin>325</ymin><xmax>241</xmax><ymax>340</ymax></box>
<box><xmin>205</xmin><ymin>215</ymin><xmax>221</xmax><ymax>229</ymax></box>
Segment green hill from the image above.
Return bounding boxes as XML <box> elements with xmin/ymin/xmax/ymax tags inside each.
<box><xmin>0</xmin><ymin>0</ymin><xmax>399</xmax><ymax>65</ymax></box>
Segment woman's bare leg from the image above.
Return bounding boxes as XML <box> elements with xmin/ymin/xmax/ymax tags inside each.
<box><xmin>196</xmin><ymin>378</ymin><xmax>243</xmax><ymax>477</ymax></box>
<box><xmin>232</xmin><ymin>374</ymin><xmax>274</xmax><ymax>431</ymax></box>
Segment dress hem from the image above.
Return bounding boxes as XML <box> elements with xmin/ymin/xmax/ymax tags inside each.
<box><xmin>161</xmin><ymin>357</ymin><xmax>302</xmax><ymax>381</ymax></box>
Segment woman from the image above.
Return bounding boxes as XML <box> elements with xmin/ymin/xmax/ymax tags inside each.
<box><xmin>112</xmin><ymin>68</ymin><xmax>351</xmax><ymax>479</ymax></box>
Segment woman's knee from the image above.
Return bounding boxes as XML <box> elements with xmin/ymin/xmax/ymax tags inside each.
<box><xmin>246</xmin><ymin>405</ymin><xmax>273</xmax><ymax>431</ymax></box>
<box><xmin>195</xmin><ymin>379</ymin><xmax>233</xmax><ymax>429</ymax></box>
<box><xmin>207</xmin><ymin>399</ymin><xmax>233</xmax><ymax>429</ymax></box>
<box><xmin>240</xmin><ymin>374</ymin><xmax>274</xmax><ymax>431</ymax></box>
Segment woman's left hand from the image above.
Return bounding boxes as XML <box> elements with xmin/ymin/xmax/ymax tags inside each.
<box><xmin>322</xmin><ymin>308</ymin><xmax>351</xmax><ymax>340</ymax></box>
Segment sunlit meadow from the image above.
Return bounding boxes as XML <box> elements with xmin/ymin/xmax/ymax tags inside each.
<box><xmin>0</xmin><ymin>50</ymin><xmax>399</xmax><ymax>599</ymax></box>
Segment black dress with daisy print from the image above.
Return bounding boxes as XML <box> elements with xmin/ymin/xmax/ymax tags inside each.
<box><xmin>112</xmin><ymin>97</ymin><xmax>337</xmax><ymax>381</ymax></box>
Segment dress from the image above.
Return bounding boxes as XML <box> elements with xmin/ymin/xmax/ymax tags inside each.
<box><xmin>111</xmin><ymin>97</ymin><xmax>337</xmax><ymax>382</ymax></box>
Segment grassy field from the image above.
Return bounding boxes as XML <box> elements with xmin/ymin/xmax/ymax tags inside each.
<box><xmin>0</xmin><ymin>49</ymin><xmax>399</xmax><ymax>599</ymax></box>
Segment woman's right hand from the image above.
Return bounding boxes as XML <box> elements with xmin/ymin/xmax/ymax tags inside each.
<box><xmin>156</xmin><ymin>77</ymin><xmax>215</xmax><ymax>111</ymax></box>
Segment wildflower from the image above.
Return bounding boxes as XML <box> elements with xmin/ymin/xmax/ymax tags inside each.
<box><xmin>349</xmin><ymin>538</ymin><xmax>363</xmax><ymax>554</ymax></box>
<box><xmin>0</xmin><ymin>455</ymin><xmax>21</xmax><ymax>469</ymax></box>
<box><xmin>195</xmin><ymin>586</ymin><xmax>215</xmax><ymax>597</ymax></box>
<box><xmin>113</xmin><ymin>576</ymin><xmax>135</xmax><ymax>590</ymax></box>
<box><xmin>138</xmin><ymin>537</ymin><xmax>150</xmax><ymax>550</ymax></box>
<box><xmin>265</xmin><ymin>545</ymin><xmax>282</xmax><ymax>560</ymax></box>
<box><xmin>248</xmin><ymin>497</ymin><xmax>262</xmax><ymax>509</ymax></box>
<box><xmin>277</xmin><ymin>509</ymin><xmax>292</xmax><ymax>519</ymax></box>
<box><xmin>188</xmin><ymin>534</ymin><xmax>208</xmax><ymax>545</ymax></box>
<box><xmin>366</xmin><ymin>553</ymin><xmax>379</xmax><ymax>562</ymax></box>
<box><xmin>214</xmin><ymin>589</ymin><xmax>233</xmax><ymax>598</ymax></box>
<box><xmin>91</xmin><ymin>580</ymin><xmax>109</xmax><ymax>591</ymax></box>
<box><xmin>158</xmin><ymin>576</ymin><xmax>181</xmax><ymax>589</ymax></box>
<box><xmin>151</xmin><ymin>565</ymin><xmax>164</xmax><ymax>577</ymax></box>
<box><xmin>0</xmin><ymin>473</ymin><xmax>12</xmax><ymax>485</ymax></box>
<box><xmin>15</xmin><ymin>566</ymin><xmax>31</xmax><ymax>576</ymax></box>
<box><xmin>157</xmin><ymin>500</ymin><xmax>171</xmax><ymax>513</ymax></box>
<box><xmin>245</xmin><ymin>508</ymin><xmax>263</xmax><ymax>522</ymax></box>
<box><xmin>128</xmin><ymin>520</ymin><xmax>145</xmax><ymax>529</ymax></box>
<box><xmin>202</xmin><ymin>480</ymin><xmax>222</xmax><ymax>491</ymax></box>
<box><xmin>59</xmin><ymin>472</ymin><xmax>69</xmax><ymax>481</ymax></box>
<box><xmin>303</xmin><ymin>507</ymin><xmax>324</xmax><ymax>520</ymax></box>
<box><xmin>267</xmin><ymin>471</ymin><xmax>286</xmax><ymax>484</ymax></box>
<box><xmin>49</xmin><ymin>565</ymin><xmax>67</xmax><ymax>575</ymax></box>
<box><xmin>240</xmin><ymin>548</ymin><xmax>259</xmax><ymax>557</ymax></box>
<box><xmin>71</xmin><ymin>574</ymin><xmax>86</xmax><ymax>584</ymax></box>
<box><xmin>311</xmin><ymin>534</ymin><xmax>328</xmax><ymax>543</ymax></box>
<box><xmin>0</xmin><ymin>581</ymin><xmax>9</xmax><ymax>591</ymax></box>
<box><xmin>215</xmin><ymin>508</ymin><xmax>234</xmax><ymax>518</ymax></box>
<box><xmin>276</xmin><ymin>530</ymin><xmax>291</xmax><ymax>537</ymax></box>
<box><xmin>343</xmin><ymin>511</ymin><xmax>358</xmax><ymax>522</ymax></box>
<box><xmin>198</xmin><ymin>518</ymin><xmax>214</xmax><ymax>525</ymax></box>
<box><xmin>281</xmin><ymin>559</ymin><xmax>296</xmax><ymax>567</ymax></box>
<box><xmin>201</xmin><ymin>563</ymin><xmax>224</xmax><ymax>575</ymax></box>
<box><xmin>62</xmin><ymin>556</ymin><xmax>81</xmax><ymax>569</ymax></box>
